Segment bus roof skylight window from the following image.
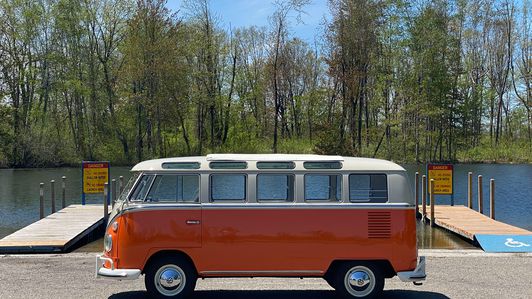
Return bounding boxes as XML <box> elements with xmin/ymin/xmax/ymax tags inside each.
<box><xmin>162</xmin><ymin>162</ymin><xmax>201</xmax><ymax>169</ymax></box>
<box><xmin>303</xmin><ymin>161</ymin><xmax>342</xmax><ymax>169</ymax></box>
<box><xmin>209</xmin><ymin>162</ymin><xmax>247</xmax><ymax>169</ymax></box>
<box><xmin>256</xmin><ymin>162</ymin><xmax>295</xmax><ymax>169</ymax></box>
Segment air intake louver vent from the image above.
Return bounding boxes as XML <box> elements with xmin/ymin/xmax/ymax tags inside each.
<box><xmin>368</xmin><ymin>211</ymin><xmax>391</xmax><ymax>239</ymax></box>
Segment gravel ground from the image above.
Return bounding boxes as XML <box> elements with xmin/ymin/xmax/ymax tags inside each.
<box><xmin>0</xmin><ymin>250</ymin><xmax>530</xmax><ymax>299</ymax></box>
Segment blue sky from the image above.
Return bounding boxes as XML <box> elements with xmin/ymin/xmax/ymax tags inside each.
<box><xmin>165</xmin><ymin>0</ymin><xmax>331</xmax><ymax>43</ymax></box>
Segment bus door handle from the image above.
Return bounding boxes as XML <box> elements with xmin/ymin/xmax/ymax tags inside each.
<box><xmin>186</xmin><ymin>220</ymin><xmax>201</xmax><ymax>225</ymax></box>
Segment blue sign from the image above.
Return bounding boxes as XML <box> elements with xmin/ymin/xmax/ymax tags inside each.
<box><xmin>475</xmin><ymin>234</ymin><xmax>532</xmax><ymax>253</ymax></box>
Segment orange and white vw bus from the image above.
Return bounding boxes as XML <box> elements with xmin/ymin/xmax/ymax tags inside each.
<box><xmin>96</xmin><ymin>154</ymin><xmax>425</xmax><ymax>298</ymax></box>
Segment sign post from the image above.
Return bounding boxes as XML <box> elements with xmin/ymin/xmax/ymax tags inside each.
<box><xmin>81</xmin><ymin>161</ymin><xmax>110</xmax><ymax>205</ymax></box>
<box><xmin>427</xmin><ymin>164</ymin><xmax>454</xmax><ymax>206</ymax></box>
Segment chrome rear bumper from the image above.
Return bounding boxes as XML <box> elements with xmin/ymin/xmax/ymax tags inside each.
<box><xmin>95</xmin><ymin>255</ymin><xmax>141</xmax><ymax>280</ymax></box>
<box><xmin>397</xmin><ymin>256</ymin><xmax>426</xmax><ymax>282</ymax></box>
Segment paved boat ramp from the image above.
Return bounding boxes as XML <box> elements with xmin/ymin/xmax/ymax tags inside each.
<box><xmin>421</xmin><ymin>205</ymin><xmax>532</xmax><ymax>252</ymax></box>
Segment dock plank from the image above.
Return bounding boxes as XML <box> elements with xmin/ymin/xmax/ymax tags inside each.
<box><xmin>0</xmin><ymin>205</ymin><xmax>106</xmax><ymax>253</ymax></box>
<box><xmin>421</xmin><ymin>205</ymin><xmax>532</xmax><ymax>240</ymax></box>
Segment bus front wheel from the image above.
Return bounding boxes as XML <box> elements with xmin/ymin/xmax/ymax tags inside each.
<box><xmin>334</xmin><ymin>263</ymin><xmax>384</xmax><ymax>298</ymax></box>
<box><xmin>144</xmin><ymin>256</ymin><xmax>196</xmax><ymax>299</ymax></box>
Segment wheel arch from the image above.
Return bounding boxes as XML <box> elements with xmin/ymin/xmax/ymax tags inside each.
<box><xmin>142</xmin><ymin>250</ymin><xmax>197</xmax><ymax>275</ymax></box>
<box><xmin>325</xmin><ymin>259</ymin><xmax>396</xmax><ymax>279</ymax></box>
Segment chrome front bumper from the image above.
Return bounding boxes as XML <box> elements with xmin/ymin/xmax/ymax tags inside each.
<box><xmin>397</xmin><ymin>256</ymin><xmax>426</xmax><ymax>282</ymax></box>
<box><xmin>95</xmin><ymin>255</ymin><xmax>141</xmax><ymax>280</ymax></box>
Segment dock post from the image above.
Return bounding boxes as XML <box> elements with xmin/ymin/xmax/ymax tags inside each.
<box><xmin>421</xmin><ymin>175</ymin><xmax>427</xmax><ymax>221</ymax></box>
<box><xmin>490</xmin><ymin>179</ymin><xmax>495</xmax><ymax>219</ymax></box>
<box><xmin>478</xmin><ymin>175</ymin><xmax>483</xmax><ymax>214</ymax></box>
<box><xmin>51</xmin><ymin>180</ymin><xmax>56</xmax><ymax>214</ymax></box>
<box><xmin>112</xmin><ymin>179</ymin><xmax>117</xmax><ymax>208</ymax></box>
<box><xmin>104</xmin><ymin>182</ymin><xmax>109</xmax><ymax>222</ymax></box>
<box><xmin>430</xmin><ymin>179</ymin><xmax>435</xmax><ymax>227</ymax></box>
<box><xmin>467</xmin><ymin>172</ymin><xmax>473</xmax><ymax>209</ymax></box>
<box><xmin>119</xmin><ymin>176</ymin><xmax>124</xmax><ymax>194</ymax></box>
<box><xmin>414</xmin><ymin>172</ymin><xmax>419</xmax><ymax>217</ymax></box>
<box><xmin>61</xmin><ymin>176</ymin><xmax>66</xmax><ymax>209</ymax></box>
<box><xmin>39</xmin><ymin>183</ymin><xmax>44</xmax><ymax>219</ymax></box>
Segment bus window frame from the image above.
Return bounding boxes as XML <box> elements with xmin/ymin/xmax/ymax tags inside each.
<box><xmin>348</xmin><ymin>173</ymin><xmax>389</xmax><ymax>203</ymax></box>
<box><xmin>144</xmin><ymin>173</ymin><xmax>201</xmax><ymax>204</ymax></box>
<box><xmin>303</xmin><ymin>173</ymin><xmax>343</xmax><ymax>203</ymax></box>
<box><xmin>209</xmin><ymin>173</ymin><xmax>248</xmax><ymax>203</ymax></box>
<box><xmin>256</xmin><ymin>173</ymin><xmax>295</xmax><ymax>203</ymax></box>
<box><xmin>128</xmin><ymin>174</ymin><xmax>156</xmax><ymax>202</ymax></box>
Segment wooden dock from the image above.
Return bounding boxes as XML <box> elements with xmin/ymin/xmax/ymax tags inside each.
<box><xmin>421</xmin><ymin>205</ymin><xmax>532</xmax><ymax>240</ymax></box>
<box><xmin>0</xmin><ymin>205</ymin><xmax>106</xmax><ymax>253</ymax></box>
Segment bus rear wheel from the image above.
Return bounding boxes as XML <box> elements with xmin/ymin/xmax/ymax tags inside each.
<box><xmin>144</xmin><ymin>256</ymin><xmax>196</xmax><ymax>299</ymax></box>
<box><xmin>335</xmin><ymin>263</ymin><xmax>384</xmax><ymax>298</ymax></box>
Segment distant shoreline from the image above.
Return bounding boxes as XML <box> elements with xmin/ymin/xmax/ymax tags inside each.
<box><xmin>1</xmin><ymin>159</ymin><xmax>530</xmax><ymax>170</ymax></box>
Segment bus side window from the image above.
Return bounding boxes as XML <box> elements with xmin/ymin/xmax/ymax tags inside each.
<box><xmin>349</xmin><ymin>174</ymin><xmax>388</xmax><ymax>203</ymax></box>
<box><xmin>210</xmin><ymin>174</ymin><xmax>247</xmax><ymax>202</ymax></box>
<box><xmin>129</xmin><ymin>175</ymin><xmax>154</xmax><ymax>202</ymax></box>
<box><xmin>146</xmin><ymin>175</ymin><xmax>199</xmax><ymax>203</ymax></box>
<box><xmin>257</xmin><ymin>174</ymin><xmax>294</xmax><ymax>202</ymax></box>
<box><xmin>304</xmin><ymin>174</ymin><xmax>341</xmax><ymax>202</ymax></box>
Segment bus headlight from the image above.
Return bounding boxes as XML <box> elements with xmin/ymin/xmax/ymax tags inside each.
<box><xmin>104</xmin><ymin>234</ymin><xmax>113</xmax><ymax>252</ymax></box>
<box><xmin>111</xmin><ymin>221</ymin><xmax>119</xmax><ymax>232</ymax></box>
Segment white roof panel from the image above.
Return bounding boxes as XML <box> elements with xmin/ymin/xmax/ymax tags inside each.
<box><xmin>206</xmin><ymin>154</ymin><xmax>343</xmax><ymax>161</ymax></box>
<box><xmin>131</xmin><ymin>154</ymin><xmax>405</xmax><ymax>172</ymax></box>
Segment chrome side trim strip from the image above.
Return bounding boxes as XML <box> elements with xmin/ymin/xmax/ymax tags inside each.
<box><xmin>121</xmin><ymin>203</ymin><xmax>414</xmax><ymax>213</ymax></box>
<box><xmin>200</xmin><ymin>270</ymin><xmax>323</xmax><ymax>276</ymax></box>
<box><xmin>122</xmin><ymin>204</ymin><xmax>201</xmax><ymax>214</ymax></box>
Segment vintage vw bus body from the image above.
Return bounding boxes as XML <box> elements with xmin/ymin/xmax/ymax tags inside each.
<box><xmin>96</xmin><ymin>154</ymin><xmax>425</xmax><ymax>298</ymax></box>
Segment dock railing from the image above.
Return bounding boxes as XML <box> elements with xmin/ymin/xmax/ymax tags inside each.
<box><xmin>37</xmin><ymin>175</ymin><xmax>123</xmax><ymax>220</ymax></box>
<box><xmin>414</xmin><ymin>169</ymin><xmax>498</xmax><ymax>225</ymax></box>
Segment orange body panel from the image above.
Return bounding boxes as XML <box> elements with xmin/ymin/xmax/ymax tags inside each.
<box><xmin>106</xmin><ymin>206</ymin><xmax>417</xmax><ymax>276</ymax></box>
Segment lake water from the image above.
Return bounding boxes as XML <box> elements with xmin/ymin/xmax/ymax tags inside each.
<box><xmin>402</xmin><ymin>164</ymin><xmax>532</xmax><ymax>231</ymax></box>
<box><xmin>0</xmin><ymin>164</ymin><xmax>530</xmax><ymax>250</ymax></box>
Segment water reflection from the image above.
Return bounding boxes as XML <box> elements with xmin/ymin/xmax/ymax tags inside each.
<box><xmin>416</xmin><ymin>219</ymin><xmax>475</xmax><ymax>249</ymax></box>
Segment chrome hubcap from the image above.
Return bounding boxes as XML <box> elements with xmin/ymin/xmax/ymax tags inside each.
<box><xmin>154</xmin><ymin>265</ymin><xmax>186</xmax><ymax>296</ymax></box>
<box><xmin>344</xmin><ymin>266</ymin><xmax>375</xmax><ymax>297</ymax></box>
<box><xmin>159</xmin><ymin>268</ymin><xmax>182</xmax><ymax>288</ymax></box>
<box><xmin>349</xmin><ymin>271</ymin><xmax>370</xmax><ymax>287</ymax></box>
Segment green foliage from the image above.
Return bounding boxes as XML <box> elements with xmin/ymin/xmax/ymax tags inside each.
<box><xmin>0</xmin><ymin>0</ymin><xmax>530</xmax><ymax>168</ymax></box>
<box><xmin>457</xmin><ymin>139</ymin><xmax>531</xmax><ymax>163</ymax></box>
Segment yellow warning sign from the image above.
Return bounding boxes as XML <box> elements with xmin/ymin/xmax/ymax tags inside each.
<box><xmin>82</xmin><ymin>162</ymin><xmax>109</xmax><ymax>194</ymax></box>
<box><xmin>428</xmin><ymin>164</ymin><xmax>453</xmax><ymax>195</ymax></box>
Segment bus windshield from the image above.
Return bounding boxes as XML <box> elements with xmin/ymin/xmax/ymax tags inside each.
<box><xmin>117</xmin><ymin>172</ymin><xmax>140</xmax><ymax>203</ymax></box>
